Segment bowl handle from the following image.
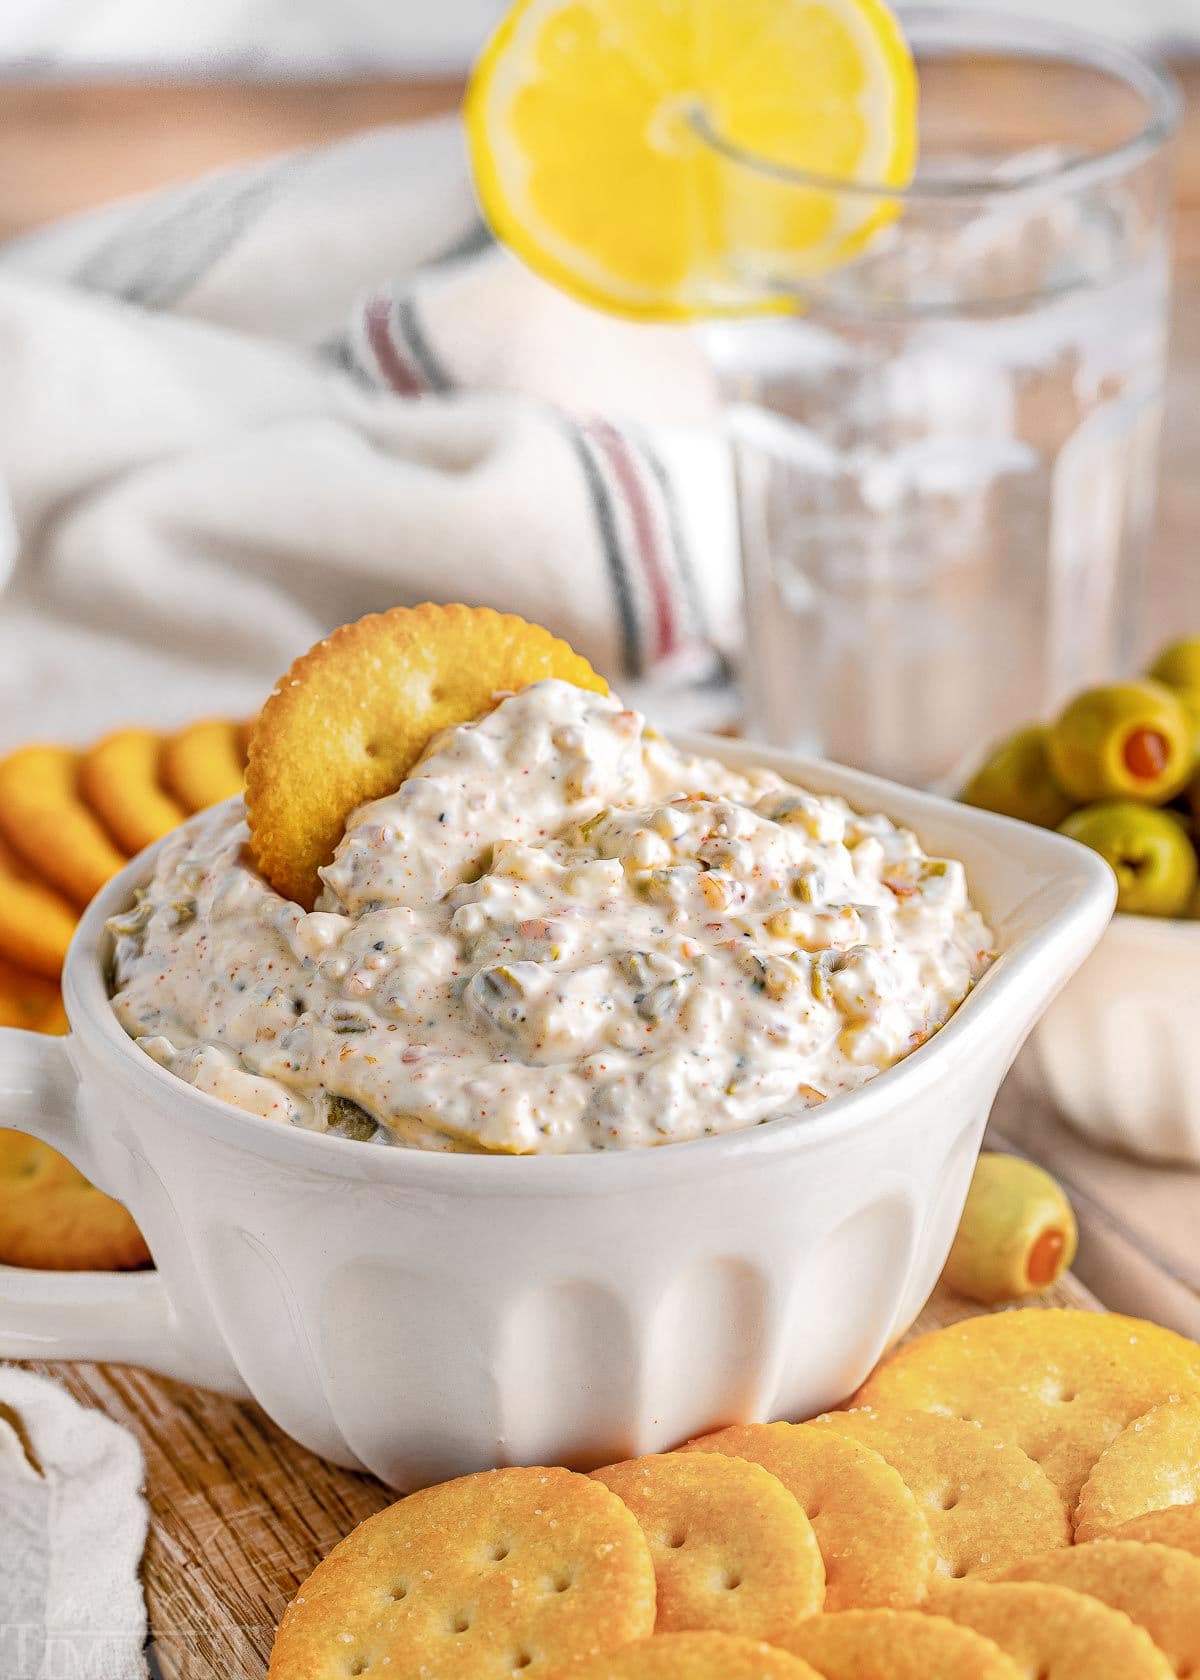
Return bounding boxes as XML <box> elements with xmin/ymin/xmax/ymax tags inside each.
<box><xmin>0</xmin><ymin>1027</ymin><xmax>177</xmax><ymax>1368</ymax></box>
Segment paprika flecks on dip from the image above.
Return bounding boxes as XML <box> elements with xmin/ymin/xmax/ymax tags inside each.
<box><xmin>108</xmin><ymin>682</ymin><xmax>993</xmax><ymax>1153</ymax></box>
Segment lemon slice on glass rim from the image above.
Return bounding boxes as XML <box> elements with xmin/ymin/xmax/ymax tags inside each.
<box><xmin>465</xmin><ymin>0</ymin><xmax>918</xmax><ymax>320</ymax></box>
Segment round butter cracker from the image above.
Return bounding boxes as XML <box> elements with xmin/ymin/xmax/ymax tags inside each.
<box><xmin>0</xmin><ymin>834</ymin><xmax>78</xmax><ymax>980</ymax></box>
<box><xmin>549</xmin><ymin>1631</ymin><xmax>825</xmax><ymax>1680</ymax></box>
<box><xmin>776</xmin><ymin>1608</ymin><xmax>1025</xmax><ymax>1680</ymax></box>
<box><xmin>0</xmin><ymin>955</ymin><xmax>63</xmax><ymax>1033</ymax></box>
<box><xmin>591</xmin><ymin>1451</ymin><xmax>823</xmax><ymax>1640</ymax></box>
<box><xmin>38</xmin><ymin>991</ymin><xmax>69</xmax><ymax>1035</ymax></box>
<box><xmin>159</xmin><ymin>717</ymin><xmax>246</xmax><ymax>813</ymax></box>
<box><xmin>1075</xmin><ymin>1398</ymin><xmax>1200</xmax><ymax>1543</ymax></box>
<box><xmin>1106</xmin><ymin>1505</ymin><xmax>1200</xmax><ymax>1558</ymax></box>
<box><xmin>246</xmin><ymin>604</ymin><xmax>607</xmax><ymax>908</ymax></box>
<box><xmin>811</xmin><ymin>1406</ymin><xmax>1070</xmax><ymax>1579</ymax></box>
<box><xmin>680</xmin><ymin>1422</ymin><xmax>934</xmax><ymax>1610</ymax></box>
<box><xmin>79</xmin><ymin>728</ymin><xmax>185</xmax><ymax>855</ymax></box>
<box><xmin>853</xmin><ymin>1309</ymin><xmax>1200</xmax><ymax>1511</ymax></box>
<box><xmin>927</xmin><ymin>1579</ymin><xmax>1173</xmax><ymax>1680</ymax></box>
<box><xmin>0</xmin><ymin>1130</ymin><xmax>150</xmax><ymax>1271</ymax></box>
<box><xmin>998</xmin><ymin>1540</ymin><xmax>1200</xmax><ymax>1677</ymax></box>
<box><xmin>267</xmin><ymin>1464</ymin><xmax>655</xmax><ymax>1680</ymax></box>
<box><xmin>0</xmin><ymin>745</ymin><xmax>127</xmax><ymax>906</ymax></box>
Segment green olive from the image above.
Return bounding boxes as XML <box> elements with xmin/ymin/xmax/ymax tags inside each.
<box><xmin>1047</xmin><ymin>681</ymin><xmax>1193</xmax><ymax>805</ymax></box>
<box><xmin>943</xmin><ymin>1152</ymin><xmax>1077</xmax><ymax>1305</ymax></box>
<box><xmin>1148</xmin><ymin>637</ymin><xmax>1200</xmax><ymax>693</ymax></box>
<box><xmin>1188</xmin><ymin>772</ymin><xmax>1200</xmax><ymax>847</ymax></box>
<box><xmin>1164</xmin><ymin>803</ymin><xmax>1194</xmax><ymax>836</ymax></box>
<box><xmin>960</xmin><ymin>725</ymin><xmax>1075</xmax><ymax>829</ymax></box>
<box><xmin>1147</xmin><ymin>640</ymin><xmax>1200</xmax><ymax>764</ymax></box>
<box><xmin>1060</xmin><ymin>800</ymin><xmax>1198</xmax><ymax>917</ymax></box>
<box><xmin>1176</xmin><ymin>688</ymin><xmax>1200</xmax><ymax>764</ymax></box>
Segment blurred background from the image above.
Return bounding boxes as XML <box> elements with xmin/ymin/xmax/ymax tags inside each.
<box><xmin>0</xmin><ymin>3</ymin><xmax>1195</xmax><ymax>640</ymax></box>
<box><xmin>0</xmin><ymin>0</ymin><xmax>1196</xmax><ymax>70</ymax></box>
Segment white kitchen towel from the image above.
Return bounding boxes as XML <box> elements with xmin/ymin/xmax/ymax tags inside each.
<box><xmin>0</xmin><ymin>117</ymin><xmax>738</xmax><ymax>754</ymax></box>
<box><xmin>0</xmin><ymin>1366</ymin><xmax>147</xmax><ymax>1680</ymax></box>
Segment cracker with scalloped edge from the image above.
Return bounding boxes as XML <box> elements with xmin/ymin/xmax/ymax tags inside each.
<box><xmin>246</xmin><ymin>604</ymin><xmax>607</xmax><ymax>908</ymax></box>
<box><xmin>680</xmin><ymin>1422</ymin><xmax>934</xmax><ymax>1611</ymax></box>
<box><xmin>926</xmin><ymin>1580</ymin><xmax>1173</xmax><ymax>1680</ymax></box>
<box><xmin>0</xmin><ymin>954</ymin><xmax>60</xmax><ymax>1032</ymax></box>
<box><xmin>810</xmin><ymin>1406</ymin><xmax>1069</xmax><ymax>1579</ymax></box>
<box><xmin>38</xmin><ymin>991</ymin><xmax>69</xmax><ymax>1035</ymax></box>
<box><xmin>776</xmin><ymin>1609</ymin><xmax>1025</xmax><ymax>1680</ymax></box>
<box><xmin>0</xmin><ymin>831</ymin><xmax>42</xmax><ymax>883</ymax></box>
<box><xmin>591</xmin><ymin>1451</ymin><xmax>824</xmax><ymax>1640</ymax></box>
<box><xmin>0</xmin><ymin>1129</ymin><xmax>150</xmax><ymax>1271</ymax></box>
<box><xmin>0</xmin><ymin>745</ymin><xmax>127</xmax><ymax>906</ymax></box>
<box><xmin>852</xmin><ymin>1309</ymin><xmax>1200</xmax><ymax>1511</ymax></box>
<box><xmin>1074</xmin><ymin>1398</ymin><xmax>1200</xmax><ymax>1543</ymax></box>
<box><xmin>0</xmin><ymin>838</ymin><xmax>77</xmax><ymax>979</ymax></box>
<box><xmin>550</xmin><ymin>1632</ymin><xmax>824</xmax><ymax>1679</ymax></box>
<box><xmin>79</xmin><ymin>727</ymin><xmax>186</xmax><ymax>855</ymax></box>
<box><xmin>998</xmin><ymin>1541</ymin><xmax>1200</xmax><ymax>1677</ymax></box>
<box><xmin>1105</xmin><ymin>1505</ymin><xmax>1200</xmax><ymax>1557</ymax></box>
<box><xmin>159</xmin><ymin>717</ymin><xmax>246</xmax><ymax>813</ymax></box>
<box><xmin>267</xmin><ymin>1465</ymin><xmax>655</xmax><ymax>1680</ymax></box>
<box><xmin>0</xmin><ymin>959</ymin><xmax>139</xmax><ymax>1269</ymax></box>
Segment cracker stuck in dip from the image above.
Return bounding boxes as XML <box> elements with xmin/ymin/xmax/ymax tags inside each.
<box><xmin>108</xmin><ymin>682</ymin><xmax>993</xmax><ymax>1153</ymax></box>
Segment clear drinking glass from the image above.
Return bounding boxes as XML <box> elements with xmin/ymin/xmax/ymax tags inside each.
<box><xmin>705</xmin><ymin>9</ymin><xmax>1180</xmax><ymax>789</ymax></box>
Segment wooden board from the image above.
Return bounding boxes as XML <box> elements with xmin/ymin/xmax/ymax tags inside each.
<box><xmin>24</xmin><ymin>1272</ymin><xmax>1101</xmax><ymax>1680</ymax></box>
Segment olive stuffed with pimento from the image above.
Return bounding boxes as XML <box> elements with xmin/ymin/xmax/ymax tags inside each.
<box><xmin>963</xmin><ymin>638</ymin><xmax>1200</xmax><ymax>918</ymax></box>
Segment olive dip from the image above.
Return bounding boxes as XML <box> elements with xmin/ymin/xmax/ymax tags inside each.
<box><xmin>108</xmin><ymin>682</ymin><xmax>993</xmax><ymax>1152</ymax></box>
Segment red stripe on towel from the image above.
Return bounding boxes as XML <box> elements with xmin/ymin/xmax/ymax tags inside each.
<box><xmin>363</xmin><ymin>292</ymin><xmax>423</xmax><ymax>397</ymax></box>
<box><xmin>587</xmin><ymin>419</ymin><xmax>678</xmax><ymax>661</ymax></box>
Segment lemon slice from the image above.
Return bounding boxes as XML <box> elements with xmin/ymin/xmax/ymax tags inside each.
<box><xmin>465</xmin><ymin>0</ymin><xmax>918</xmax><ymax>320</ymax></box>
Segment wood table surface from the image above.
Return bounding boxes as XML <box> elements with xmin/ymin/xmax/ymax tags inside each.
<box><xmin>30</xmin><ymin>1272</ymin><xmax>1100</xmax><ymax>1680</ymax></box>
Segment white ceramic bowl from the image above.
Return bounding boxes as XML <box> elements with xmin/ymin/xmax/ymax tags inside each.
<box><xmin>1021</xmin><ymin>909</ymin><xmax>1200</xmax><ymax>1164</ymax></box>
<box><xmin>0</xmin><ymin>737</ymin><xmax>1113</xmax><ymax>1489</ymax></box>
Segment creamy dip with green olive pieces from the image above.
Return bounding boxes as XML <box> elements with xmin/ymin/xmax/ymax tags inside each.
<box><xmin>108</xmin><ymin>682</ymin><xmax>993</xmax><ymax>1153</ymax></box>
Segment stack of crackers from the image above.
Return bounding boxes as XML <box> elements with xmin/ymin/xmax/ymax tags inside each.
<box><xmin>0</xmin><ymin>719</ymin><xmax>245</xmax><ymax>1270</ymax></box>
<box><xmin>269</xmin><ymin>1309</ymin><xmax>1200</xmax><ymax>1680</ymax></box>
